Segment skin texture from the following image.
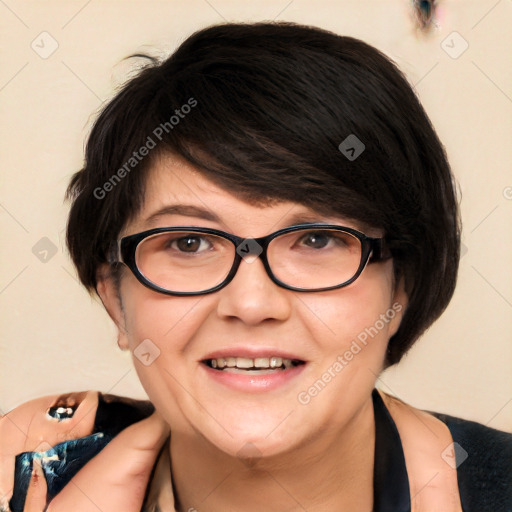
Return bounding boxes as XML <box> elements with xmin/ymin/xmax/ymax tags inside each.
<box><xmin>379</xmin><ymin>393</ymin><xmax>463</xmax><ymax>512</ymax></box>
<box><xmin>0</xmin><ymin>392</ymin><xmax>169</xmax><ymax>512</ymax></box>
<box><xmin>96</xmin><ymin>153</ymin><xmax>408</xmax><ymax>511</ymax></box>
<box><xmin>0</xmin><ymin>393</ymin><xmax>463</xmax><ymax>511</ymax></box>
<box><xmin>0</xmin><ymin>153</ymin><xmax>463</xmax><ymax>512</ymax></box>
<box><xmin>0</xmin><ymin>391</ymin><xmax>99</xmax><ymax>508</ymax></box>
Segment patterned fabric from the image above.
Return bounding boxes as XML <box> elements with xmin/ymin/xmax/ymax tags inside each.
<box><xmin>10</xmin><ymin>433</ymin><xmax>111</xmax><ymax>512</ymax></box>
<box><xmin>7</xmin><ymin>390</ymin><xmax>512</xmax><ymax>512</ymax></box>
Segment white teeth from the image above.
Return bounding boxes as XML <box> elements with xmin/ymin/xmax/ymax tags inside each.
<box><xmin>235</xmin><ymin>357</ymin><xmax>253</xmax><ymax>368</ymax></box>
<box><xmin>270</xmin><ymin>357</ymin><xmax>282</xmax><ymax>368</ymax></box>
<box><xmin>208</xmin><ymin>356</ymin><xmax>297</xmax><ymax>370</ymax></box>
<box><xmin>254</xmin><ymin>357</ymin><xmax>270</xmax><ymax>368</ymax></box>
<box><xmin>222</xmin><ymin>368</ymin><xmax>279</xmax><ymax>375</ymax></box>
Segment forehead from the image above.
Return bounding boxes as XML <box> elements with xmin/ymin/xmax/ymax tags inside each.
<box><xmin>126</xmin><ymin>153</ymin><xmax>376</xmax><ymax>237</ymax></box>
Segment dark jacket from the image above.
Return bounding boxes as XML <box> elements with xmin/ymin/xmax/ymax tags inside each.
<box><xmin>7</xmin><ymin>391</ymin><xmax>512</xmax><ymax>512</ymax></box>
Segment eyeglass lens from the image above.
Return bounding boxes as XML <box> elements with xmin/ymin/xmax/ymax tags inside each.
<box><xmin>135</xmin><ymin>228</ymin><xmax>363</xmax><ymax>293</ymax></box>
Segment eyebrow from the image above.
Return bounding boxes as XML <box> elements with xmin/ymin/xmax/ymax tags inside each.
<box><xmin>143</xmin><ymin>204</ymin><xmax>362</xmax><ymax>231</ymax></box>
<box><xmin>285</xmin><ymin>212</ymin><xmax>336</xmax><ymax>225</ymax></box>
<box><xmin>144</xmin><ymin>204</ymin><xmax>221</xmax><ymax>225</ymax></box>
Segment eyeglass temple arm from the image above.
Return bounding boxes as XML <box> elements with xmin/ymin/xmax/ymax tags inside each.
<box><xmin>107</xmin><ymin>240</ymin><xmax>123</xmax><ymax>264</ymax></box>
<box><xmin>370</xmin><ymin>238</ymin><xmax>392</xmax><ymax>261</ymax></box>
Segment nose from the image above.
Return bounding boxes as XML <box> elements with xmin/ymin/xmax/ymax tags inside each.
<box><xmin>216</xmin><ymin>256</ymin><xmax>292</xmax><ymax>325</ymax></box>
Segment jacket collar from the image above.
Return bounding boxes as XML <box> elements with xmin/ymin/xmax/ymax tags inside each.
<box><xmin>143</xmin><ymin>389</ymin><xmax>411</xmax><ymax>512</ymax></box>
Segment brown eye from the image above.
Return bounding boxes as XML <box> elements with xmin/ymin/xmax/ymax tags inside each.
<box><xmin>296</xmin><ymin>230</ymin><xmax>351</xmax><ymax>250</ymax></box>
<box><xmin>175</xmin><ymin>236</ymin><xmax>202</xmax><ymax>252</ymax></box>
<box><xmin>301</xmin><ymin>232</ymin><xmax>330</xmax><ymax>249</ymax></box>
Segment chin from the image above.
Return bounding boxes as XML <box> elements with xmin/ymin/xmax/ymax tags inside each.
<box><xmin>212</xmin><ymin>430</ymin><xmax>300</xmax><ymax>462</ymax></box>
<box><xmin>191</xmin><ymin>406</ymin><xmax>309</xmax><ymax>461</ymax></box>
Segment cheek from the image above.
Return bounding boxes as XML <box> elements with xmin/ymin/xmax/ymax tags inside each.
<box><xmin>292</xmin><ymin>267</ymin><xmax>399</xmax><ymax>419</ymax></box>
<box><xmin>119</xmin><ymin>281</ymin><xmax>208</xmax><ymax>387</ymax></box>
<box><xmin>121</xmin><ymin>280</ymin><xmax>207</xmax><ymax>349</ymax></box>
<box><xmin>119</xmin><ymin>283</ymin><xmax>211</xmax><ymax>425</ymax></box>
<box><xmin>298</xmin><ymin>265</ymin><xmax>398</xmax><ymax>358</ymax></box>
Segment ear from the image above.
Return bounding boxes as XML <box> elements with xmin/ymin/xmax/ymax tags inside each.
<box><xmin>96</xmin><ymin>264</ymin><xmax>129</xmax><ymax>351</ymax></box>
<box><xmin>387</xmin><ymin>276</ymin><xmax>409</xmax><ymax>338</ymax></box>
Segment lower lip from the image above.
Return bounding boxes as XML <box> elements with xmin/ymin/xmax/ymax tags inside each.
<box><xmin>200</xmin><ymin>362</ymin><xmax>307</xmax><ymax>392</ymax></box>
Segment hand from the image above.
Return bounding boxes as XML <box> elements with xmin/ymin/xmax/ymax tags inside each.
<box><xmin>1</xmin><ymin>391</ymin><xmax>100</xmax><ymax>511</ymax></box>
<box><xmin>22</xmin><ymin>410</ymin><xmax>170</xmax><ymax>512</ymax></box>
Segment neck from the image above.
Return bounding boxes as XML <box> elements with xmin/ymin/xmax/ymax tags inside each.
<box><xmin>169</xmin><ymin>396</ymin><xmax>375</xmax><ymax>512</ymax></box>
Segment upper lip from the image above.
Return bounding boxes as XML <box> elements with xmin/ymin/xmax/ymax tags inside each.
<box><xmin>201</xmin><ymin>347</ymin><xmax>306</xmax><ymax>362</ymax></box>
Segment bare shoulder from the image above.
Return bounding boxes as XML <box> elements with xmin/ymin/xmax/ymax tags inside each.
<box><xmin>378</xmin><ymin>389</ymin><xmax>457</xmax><ymax>461</ymax></box>
<box><xmin>377</xmin><ymin>390</ymin><xmax>463</xmax><ymax>511</ymax></box>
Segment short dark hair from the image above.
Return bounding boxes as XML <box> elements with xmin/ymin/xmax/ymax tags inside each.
<box><xmin>66</xmin><ymin>22</ymin><xmax>460</xmax><ymax>368</ymax></box>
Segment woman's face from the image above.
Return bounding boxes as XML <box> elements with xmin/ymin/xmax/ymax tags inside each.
<box><xmin>98</xmin><ymin>153</ymin><xmax>407</xmax><ymax>458</ymax></box>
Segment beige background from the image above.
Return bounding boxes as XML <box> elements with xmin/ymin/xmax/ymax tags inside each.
<box><xmin>1</xmin><ymin>0</ymin><xmax>511</xmax><ymax>431</ymax></box>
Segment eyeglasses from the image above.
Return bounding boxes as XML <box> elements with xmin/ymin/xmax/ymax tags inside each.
<box><xmin>110</xmin><ymin>224</ymin><xmax>390</xmax><ymax>296</ymax></box>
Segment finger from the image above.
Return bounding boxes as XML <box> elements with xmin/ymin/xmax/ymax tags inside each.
<box><xmin>0</xmin><ymin>391</ymin><xmax>98</xmax><ymax>506</ymax></box>
<box><xmin>48</xmin><ymin>411</ymin><xmax>169</xmax><ymax>512</ymax></box>
<box><xmin>23</xmin><ymin>458</ymin><xmax>47</xmax><ymax>512</ymax></box>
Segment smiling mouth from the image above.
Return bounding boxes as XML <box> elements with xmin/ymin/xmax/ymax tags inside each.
<box><xmin>203</xmin><ymin>356</ymin><xmax>305</xmax><ymax>374</ymax></box>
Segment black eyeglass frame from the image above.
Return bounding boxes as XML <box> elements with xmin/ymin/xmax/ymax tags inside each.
<box><xmin>111</xmin><ymin>223</ymin><xmax>391</xmax><ymax>296</ymax></box>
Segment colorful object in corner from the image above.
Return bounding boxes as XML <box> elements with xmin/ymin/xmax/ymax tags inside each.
<box><xmin>9</xmin><ymin>433</ymin><xmax>112</xmax><ymax>512</ymax></box>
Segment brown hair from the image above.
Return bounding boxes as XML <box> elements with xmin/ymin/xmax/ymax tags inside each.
<box><xmin>66</xmin><ymin>22</ymin><xmax>460</xmax><ymax>367</ymax></box>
